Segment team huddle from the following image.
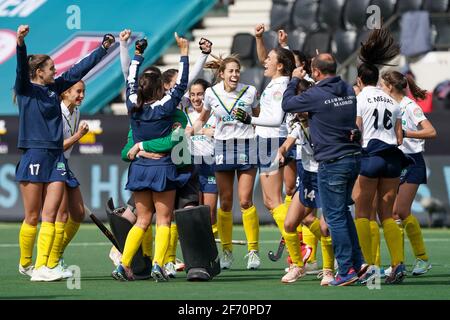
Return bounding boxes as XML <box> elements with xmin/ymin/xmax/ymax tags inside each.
<box><xmin>14</xmin><ymin>22</ymin><xmax>436</xmax><ymax>286</ymax></box>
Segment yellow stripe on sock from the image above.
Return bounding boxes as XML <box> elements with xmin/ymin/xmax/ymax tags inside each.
<box><xmin>321</xmin><ymin>235</ymin><xmax>334</xmax><ymax>271</ymax></box>
<box><xmin>61</xmin><ymin>216</ymin><xmax>80</xmax><ymax>253</ymax></box>
<box><xmin>19</xmin><ymin>222</ymin><xmax>37</xmax><ymax>268</ymax></box>
<box><xmin>153</xmin><ymin>225</ymin><xmax>170</xmax><ymax>266</ymax></box>
<box><xmin>370</xmin><ymin>220</ymin><xmax>381</xmax><ymax>267</ymax></box>
<box><xmin>121</xmin><ymin>226</ymin><xmax>145</xmax><ymax>267</ymax></box>
<box><xmin>355</xmin><ymin>218</ymin><xmax>374</xmax><ymax>265</ymax></box>
<box><xmin>212</xmin><ymin>223</ymin><xmax>218</xmax><ymax>239</ymax></box>
<box><xmin>284</xmin><ymin>195</ymin><xmax>293</xmax><ymax>209</ymax></box>
<box><xmin>163</xmin><ymin>224</ymin><xmax>178</xmax><ymax>264</ymax></box>
<box><xmin>218</xmin><ymin>208</ymin><xmax>233</xmax><ymax>251</ymax></box>
<box><xmin>284</xmin><ymin>231</ymin><xmax>303</xmax><ymax>267</ymax></box>
<box><xmin>142</xmin><ymin>224</ymin><xmax>153</xmax><ymax>259</ymax></box>
<box><xmin>271</xmin><ymin>204</ymin><xmax>288</xmax><ymax>238</ymax></box>
<box><xmin>35</xmin><ymin>222</ymin><xmax>56</xmax><ymax>269</ymax></box>
<box><xmin>47</xmin><ymin>222</ymin><xmax>65</xmax><ymax>268</ymax></box>
<box><xmin>304</xmin><ymin>218</ymin><xmax>320</xmax><ymax>263</ymax></box>
<box><xmin>403</xmin><ymin>215</ymin><xmax>428</xmax><ymax>261</ymax></box>
<box><xmin>242</xmin><ymin>205</ymin><xmax>259</xmax><ymax>252</ymax></box>
<box><xmin>382</xmin><ymin>218</ymin><xmax>404</xmax><ymax>266</ymax></box>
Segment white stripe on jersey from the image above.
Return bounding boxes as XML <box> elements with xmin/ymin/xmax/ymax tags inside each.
<box><xmin>61</xmin><ymin>101</ymin><xmax>80</xmax><ymax>159</ymax></box>
<box><xmin>357</xmin><ymin>86</ymin><xmax>401</xmax><ymax>148</ymax></box>
<box><xmin>203</xmin><ymin>82</ymin><xmax>258</xmax><ymax>140</ymax></box>
<box><xmin>399</xmin><ymin>96</ymin><xmax>427</xmax><ymax>154</ymax></box>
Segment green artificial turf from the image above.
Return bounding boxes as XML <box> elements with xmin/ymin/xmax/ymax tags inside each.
<box><xmin>0</xmin><ymin>223</ymin><xmax>449</xmax><ymax>300</ymax></box>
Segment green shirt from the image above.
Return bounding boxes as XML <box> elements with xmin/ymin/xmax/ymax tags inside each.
<box><xmin>121</xmin><ymin>109</ymin><xmax>190</xmax><ymax>165</ymax></box>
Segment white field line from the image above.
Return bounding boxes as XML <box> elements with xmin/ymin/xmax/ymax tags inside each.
<box><xmin>1</xmin><ymin>238</ymin><xmax>450</xmax><ymax>248</ymax></box>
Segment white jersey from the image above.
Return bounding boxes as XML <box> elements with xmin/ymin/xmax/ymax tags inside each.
<box><xmin>61</xmin><ymin>101</ymin><xmax>80</xmax><ymax>159</ymax></box>
<box><xmin>254</xmin><ymin>76</ymin><xmax>289</xmax><ymax>138</ymax></box>
<box><xmin>288</xmin><ymin>122</ymin><xmax>318</xmax><ymax>172</ymax></box>
<box><xmin>399</xmin><ymin>96</ymin><xmax>427</xmax><ymax>154</ymax></box>
<box><xmin>284</xmin><ymin>74</ymin><xmax>314</xmax><ymax>136</ymax></box>
<box><xmin>183</xmin><ymin>103</ymin><xmax>216</xmax><ymax>157</ymax></box>
<box><xmin>357</xmin><ymin>86</ymin><xmax>401</xmax><ymax>148</ymax></box>
<box><xmin>203</xmin><ymin>82</ymin><xmax>258</xmax><ymax>140</ymax></box>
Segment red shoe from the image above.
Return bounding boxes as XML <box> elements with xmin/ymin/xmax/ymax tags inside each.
<box><xmin>286</xmin><ymin>242</ymin><xmax>312</xmax><ymax>265</ymax></box>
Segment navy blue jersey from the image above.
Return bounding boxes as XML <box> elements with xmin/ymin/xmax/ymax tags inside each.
<box><xmin>126</xmin><ymin>55</ymin><xmax>189</xmax><ymax>143</ymax></box>
<box><xmin>15</xmin><ymin>44</ymin><xmax>107</xmax><ymax>150</ymax></box>
<box><xmin>282</xmin><ymin>76</ymin><xmax>361</xmax><ymax>162</ymax></box>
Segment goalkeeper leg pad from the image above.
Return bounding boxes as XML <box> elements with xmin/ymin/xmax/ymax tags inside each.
<box><xmin>175</xmin><ymin>205</ymin><xmax>221</xmax><ymax>281</ymax></box>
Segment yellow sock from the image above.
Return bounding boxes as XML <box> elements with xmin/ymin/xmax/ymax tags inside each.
<box><xmin>142</xmin><ymin>224</ymin><xmax>153</xmax><ymax>259</ymax></box>
<box><xmin>19</xmin><ymin>222</ymin><xmax>37</xmax><ymax>268</ymax></box>
<box><xmin>163</xmin><ymin>224</ymin><xmax>178</xmax><ymax>264</ymax></box>
<box><xmin>370</xmin><ymin>220</ymin><xmax>381</xmax><ymax>267</ymax></box>
<box><xmin>242</xmin><ymin>205</ymin><xmax>259</xmax><ymax>252</ymax></box>
<box><xmin>153</xmin><ymin>225</ymin><xmax>170</xmax><ymax>266</ymax></box>
<box><xmin>35</xmin><ymin>222</ymin><xmax>55</xmax><ymax>269</ymax></box>
<box><xmin>396</xmin><ymin>219</ymin><xmax>405</xmax><ymax>263</ymax></box>
<box><xmin>212</xmin><ymin>223</ymin><xmax>218</xmax><ymax>239</ymax></box>
<box><xmin>61</xmin><ymin>216</ymin><xmax>80</xmax><ymax>253</ymax></box>
<box><xmin>355</xmin><ymin>218</ymin><xmax>374</xmax><ymax>265</ymax></box>
<box><xmin>321</xmin><ymin>235</ymin><xmax>334</xmax><ymax>271</ymax></box>
<box><xmin>304</xmin><ymin>218</ymin><xmax>320</xmax><ymax>263</ymax></box>
<box><xmin>218</xmin><ymin>208</ymin><xmax>233</xmax><ymax>251</ymax></box>
<box><xmin>403</xmin><ymin>215</ymin><xmax>428</xmax><ymax>261</ymax></box>
<box><xmin>284</xmin><ymin>231</ymin><xmax>303</xmax><ymax>267</ymax></box>
<box><xmin>47</xmin><ymin>222</ymin><xmax>65</xmax><ymax>268</ymax></box>
<box><xmin>284</xmin><ymin>195</ymin><xmax>293</xmax><ymax>209</ymax></box>
<box><xmin>121</xmin><ymin>226</ymin><xmax>145</xmax><ymax>267</ymax></box>
<box><xmin>382</xmin><ymin>218</ymin><xmax>404</xmax><ymax>266</ymax></box>
<box><xmin>270</xmin><ymin>203</ymin><xmax>288</xmax><ymax>238</ymax></box>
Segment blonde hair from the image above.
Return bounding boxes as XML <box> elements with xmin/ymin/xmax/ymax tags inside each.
<box><xmin>205</xmin><ymin>54</ymin><xmax>241</xmax><ymax>84</ymax></box>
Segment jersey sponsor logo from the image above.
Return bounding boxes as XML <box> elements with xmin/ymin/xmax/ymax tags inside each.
<box><xmin>0</xmin><ymin>0</ymin><xmax>47</xmax><ymax>17</ymax></box>
<box><xmin>221</xmin><ymin>115</ymin><xmax>235</xmax><ymax>123</ymax></box>
<box><xmin>56</xmin><ymin>162</ymin><xmax>66</xmax><ymax>171</ymax></box>
<box><xmin>273</xmin><ymin>90</ymin><xmax>283</xmax><ymax>101</ymax></box>
<box><xmin>0</xmin><ymin>29</ymin><xmax>16</xmax><ymax>64</ymax></box>
<box><xmin>50</xmin><ymin>32</ymin><xmax>140</xmax><ymax>82</ymax></box>
<box><xmin>413</xmin><ymin>107</ymin><xmax>424</xmax><ymax>119</ymax></box>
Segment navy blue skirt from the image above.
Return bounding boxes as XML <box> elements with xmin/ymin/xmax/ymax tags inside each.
<box><xmin>400</xmin><ymin>152</ymin><xmax>427</xmax><ymax>185</ymax></box>
<box><xmin>196</xmin><ymin>163</ymin><xmax>217</xmax><ymax>193</ymax></box>
<box><xmin>16</xmin><ymin>148</ymin><xmax>67</xmax><ymax>183</ymax></box>
<box><xmin>257</xmin><ymin>136</ymin><xmax>286</xmax><ymax>173</ymax></box>
<box><xmin>126</xmin><ymin>159</ymin><xmax>190</xmax><ymax>192</ymax></box>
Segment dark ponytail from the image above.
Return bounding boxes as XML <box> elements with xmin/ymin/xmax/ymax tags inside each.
<box><xmin>190</xmin><ymin>78</ymin><xmax>211</xmax><ymax>92</ymax></box>
<box><xmin>381</xmin><ymin>70</ymin><xmax>427</xmax><ymax>101</ymax></box>
<box><xmin>133</xmin><ymin>72</ymin><xmax>164</xmax><ymax>113</ymax></box>
<box><xmin>358</xmin><ymin>28</ymin><xmax>400</xmax><ymax>86</ymax></box>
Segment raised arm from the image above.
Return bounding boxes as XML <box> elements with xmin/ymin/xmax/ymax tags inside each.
<box><xmin>255</xmin><ymin>24</ymin><xmax>268</xmax><ymax>66</ymax></box>
<box><xmin>119</xmin><ymin>29</ymin><xmax>132</xmax><ymax>81</ymax></box>
<box><xmin>187</xmin><ymin>37</ymin><xmax>212</xmax><ymax>86</ymax></box>
<box><xmin>54</xmin><ymin>34</ymin><xmax>115</xmax><ymax>94</ymax></box>
<box><xmin>15</xmin><ymin>25</ymin><xmax>31</xmax><ymax>95</ymax></box>
<box><xmin>64</xmin><ymin>121</ymin><xmax>89</xmax><ymax>151</ymax></box>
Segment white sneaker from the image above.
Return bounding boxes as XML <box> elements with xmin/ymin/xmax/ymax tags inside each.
<box><xmin>320</xmin><ymin>269</ymin><xmax>335</xmax><ymax>286</ymax></box>
<box><xmin>281</xmin><ymin>265</ymin><xmax>306</xmax><ymax>283</ymax></box>
<box><xmin>220</xmin><ymin>250</ymin><xmax>234</xmax><ymax>269</ymax></box>
<box><xmin>245</xmin><ymin>250</ymin><xmax>261</xmax><ymax>270</ymax></box>
<box><xmin>412</xmin><ymin>258</ymin><xmax>432</xmax><ymax>276</ymax></box>
<box><xmin>30</xmin><ymin>266</ymin><xmax>63</xmax><ymax>282</ymax></box>
<box><xmin>164</xmin><ymin>261</ymin><xmax>177</xmax><ymax>278</ymax></box>
<box><xmin>384</xmin><ymin>266</ymin><xmax>392</xmax><ymax>277</ymax></box>
<box><xmin>19</xmin><ymin>264</ymin><xmax>34</xmax><ymax>277</ymax></box>
<box><xmin>54</xmin><ymin>259</ymin><xmax>73</xmax><ymax>279</ymax></box>
<box><xmin>175</xmin><ymin>258</ymin><xmax>185</xmax><ymax>271</ymax></box>
<box><xmin>305</xmin><ymin>261</ymin><xmax>320</xmax><ymax>275</ymax></box>
<box><xmin>109</xmin><ymin>246</ymin><xmax>122</xmax><ymax>267</ymax></box>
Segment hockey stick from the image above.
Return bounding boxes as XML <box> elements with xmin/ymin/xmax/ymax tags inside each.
<box><xmin>86</xmin><ymin>205</ymin><xmax>121</xmax><ymax>252</ymax></box>
<box><xmin>268</xmin><ymin>237</ymin><xmax>285</xmax><ymax>261</ymax></box>
<box><xmin>214</xmin><ymin>239</ymin><xmax>247</xmax><ymax>246</ymax></box>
